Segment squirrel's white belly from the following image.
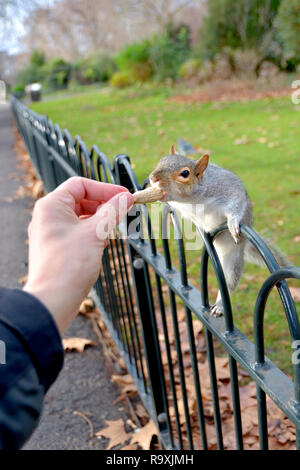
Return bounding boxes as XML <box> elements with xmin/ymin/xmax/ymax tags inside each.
<box><xmin>168</xmin><ymin>201</ymin><xmax>225</xmax><ymax>233</ymax></box>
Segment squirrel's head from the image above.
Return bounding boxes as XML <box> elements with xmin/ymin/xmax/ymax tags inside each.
<box><xmin>149</xmin><ymin>145</ymin><xmax>209</xmax><ymax>202</ymax></box>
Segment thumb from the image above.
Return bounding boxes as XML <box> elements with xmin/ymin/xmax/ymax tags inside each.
<box><xmin>92</xmin><ymin>191</ymin><xmax>133</xmax><ymax>242</ymax></box>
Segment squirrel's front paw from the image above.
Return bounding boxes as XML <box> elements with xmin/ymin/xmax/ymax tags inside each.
<box><xmin>228</xmin><ymin>217</ymin><xmax>241</xmax><ymax>244</ymax></box>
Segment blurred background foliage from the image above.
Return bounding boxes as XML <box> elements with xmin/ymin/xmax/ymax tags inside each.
<box><xmin>0</xmin><ymin>0</ymin><xmax>298</xmax><ymax>96</ymax></box>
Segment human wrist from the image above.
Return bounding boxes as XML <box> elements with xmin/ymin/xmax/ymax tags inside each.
<box><xmin>23</xmin><ymin>281</ymin><xmax>80</xmax><ymax>336</ymax></box>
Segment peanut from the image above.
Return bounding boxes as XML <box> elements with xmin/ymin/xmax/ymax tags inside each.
<box><xmin>133</xmin><ymin>186</ymin><xmax>164</xmax><ymax>204</ymax></box>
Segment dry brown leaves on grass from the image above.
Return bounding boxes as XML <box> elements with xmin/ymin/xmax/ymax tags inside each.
<box><xmin>168</xmin><ymin>81</ymin><xmax>292</xmax><ymax>105</ymax></box>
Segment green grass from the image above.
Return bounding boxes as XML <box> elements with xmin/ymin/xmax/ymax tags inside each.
<box><xmin>31</xmin><ymin>85</ymin><xmax>300</xmax><ymax>373</ymax></box>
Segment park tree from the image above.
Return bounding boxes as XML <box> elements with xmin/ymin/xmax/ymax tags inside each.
<box><xmin>277</xmin><ymin>0</ymin><xmax>300</xmax><ymax>65</ymax></box>
<box><xmin>198</xmin><ymin>0</ymin><xmax>281</xmax><ymax>60</ymax></box>
<box><xmin>123</xmin><ymin>0</ymin><xmax>202</xmax><ymax>28</ymax></box>
<box><xmin>2</xmin><ymin>0</ymin><xmax>205</xmax><ymax>60</ymax></box>
<box><xmin>14</xmin><ymin>50</ymin><xmax>46</xmax><ymax>88</ymax></box>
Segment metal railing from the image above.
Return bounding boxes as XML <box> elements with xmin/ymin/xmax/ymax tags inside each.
<box><xmin>11</xmin><ymin>96</ymin><xmax>300</xmax><ymax>450</ymax></box>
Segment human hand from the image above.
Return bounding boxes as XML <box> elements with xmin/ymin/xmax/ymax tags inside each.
<box><xmin>24</xmin><ymin>177</ymin><xmax>133</xmax><ymax>335</ymax></box>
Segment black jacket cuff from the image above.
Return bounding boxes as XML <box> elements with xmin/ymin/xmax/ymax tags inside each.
<box><xmin>0</xmin><ymin>287</ymin><xmax>64</xmax><ymax>392</ymax></box>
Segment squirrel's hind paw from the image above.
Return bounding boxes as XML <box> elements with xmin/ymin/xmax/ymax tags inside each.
<box><xmin>210</xmin><ymin>300</ymin><xmax>224</xmax><ymax>317</ymax></box>
<box><xmin>227</xmin><ymin>217</ymin><xmax>241</xmax><ymax>244</ymax></box>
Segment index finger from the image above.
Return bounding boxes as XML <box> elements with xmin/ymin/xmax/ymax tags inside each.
<box><xmin>53</xmin><ymin>176</ymin><xmax>129</xmax><ymax>205</ymax></box>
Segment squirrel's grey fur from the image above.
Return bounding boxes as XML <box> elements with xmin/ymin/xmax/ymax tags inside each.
<box><xmin>149</xmin><ymin>152</ymin><xmax>287</xmax><ymax>316</ymax></box>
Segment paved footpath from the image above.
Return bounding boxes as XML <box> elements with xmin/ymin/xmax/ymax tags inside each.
<box><xmin>0</xmin><ymin>103</ymin><xmax>130</xmax><ymax>450</ymax></box>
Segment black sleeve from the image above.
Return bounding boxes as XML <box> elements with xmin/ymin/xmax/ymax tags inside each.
<box><xmin>0</xmin><ymin>287</ymin><xmax>64</xmax><ymax>449</ymax></box>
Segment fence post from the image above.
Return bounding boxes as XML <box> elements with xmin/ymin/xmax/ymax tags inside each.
<box><xmin>114</xmin><ymin>155</ymin><xmax>174</xmax><ymax>449</ymax></box>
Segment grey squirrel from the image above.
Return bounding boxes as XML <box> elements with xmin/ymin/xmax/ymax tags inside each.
<box><xmin>149</xmin><ymin>145</ymin><xmax>286</xmax><ymax>316</ymax></box>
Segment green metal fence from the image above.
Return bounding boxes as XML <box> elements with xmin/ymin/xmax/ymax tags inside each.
<box><xmin>11</xmin><ymin>96</ymin><xmax>300</xmax><ymax>450</ymax></box>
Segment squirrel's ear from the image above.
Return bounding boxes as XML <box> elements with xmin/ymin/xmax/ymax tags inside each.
<box><xmin>195</xmin><ymin>154</ymin><xmax>209</xmax><ymax>178</ymax></box>
<box><xmin>169</xmin><ymin>144</ymin><xmax>178</xmax><ymax>155</ymax></box>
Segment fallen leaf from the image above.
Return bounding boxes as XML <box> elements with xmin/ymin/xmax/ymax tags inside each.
<box><xmin>257</xmin><ymin>137</ymin><xmax>267</xmax><ymax>144</ymax></box>
<box><xmin>240</xmin><ymin>283</ymin><xmax>249</xmax><ymax>290</ymax></box>
<box><xmin>18</xmin><ymin>274</ymin><xmax>28</xmax><ymax>285</ymax></box>
<box><xmin>112</xmin><ymin>374</ymin><xmax>137</xmax><ymax>394</ymax></box>
<box><xmin>96</xmin><ymin>419</ymin><xmax>131</xmax><ymax>449</ymax></box>
<box><xmin>135</xmin><ymin>403</ymin><xmax>149</xmax><ymax>420</ymax></box>
<box><xmin>121</xmin><ymin>444</ymin><xmax>139</xmax><ymax>450</ymax></box>
<box><xmin>118</xmin><ymin>357</ymin><xmax>126</xmax><ymax>371</ymax></box>
<box><xmin>177</xmin><ymin>309</ymin><xmax>186</xmax><ymax>322</ymax></box>
<box><xmin>14</xmin><ymin>185</ymin><xmax>26</xmax><ymax>199</ymax></box>
<box><xmin>79</xmin><ymin>297</ymin><xmax>95</xmax><ymax>315</ymax></box>
<box><xmin>112</xmin><ymin>374</ymin><xmax>134</xmax><ymax>386</ymax></box>
<box><xmin>62</xmin><ymin>337</ymin><xmax>94</xmax><ymax>353</ymax></box>
<box><xmin>130</xmin><ymin>419</ymin><xmax>157</xmax><ymax>450</ymax></box>
<box><xmin>289</xmin><ymin>287</ymin><xmax>300</xmax><ymax>302</ymax></box>
<box><xmin>126</xmin><ymin>418</ymin><xmax>138</xmax><ymax>431</ymax></box>
<box><xmin>32</xmin><ymin>180</ymin><xmax>44</xmax><ymax>199</ymax></box>
<box><xmin>239</xmin><ymin>384</ymin><xmax>257</xmax><ymax>410</ymax></box>
<box><xmin>234</xmin><ymin>136</ymin><xmax>248</xmax><ymax>145</ymax></box>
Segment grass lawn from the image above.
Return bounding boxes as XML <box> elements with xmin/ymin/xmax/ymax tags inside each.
<box><xmin>31</xmin><ymin>85</ymin><xmax>300</xmax><ymax>373</ymax></box>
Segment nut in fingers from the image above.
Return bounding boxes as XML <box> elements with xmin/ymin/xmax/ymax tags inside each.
<box><xmin>133</xmin><ymin>186</ymin><xmax>164</xmax><ymax>204</ymax></box>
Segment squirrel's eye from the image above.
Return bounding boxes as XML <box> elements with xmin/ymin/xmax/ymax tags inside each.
<box><xmin>180</xmin><ymin>170</ymin><xmax>190</xmax><ymax>178</ymax></box>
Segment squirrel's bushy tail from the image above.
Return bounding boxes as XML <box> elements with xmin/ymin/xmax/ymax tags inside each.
<box><xmin>244</xmin><ymin>238</ymin><xmax>290</xmax><ymax>267</ymax></box>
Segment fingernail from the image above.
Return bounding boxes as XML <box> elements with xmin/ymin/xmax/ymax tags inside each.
<box><xmin>114</xmin><ymin>191</ymin><xmax>134</xmax><ymax>216</ymax></box>
<box><xmin>119</xmin><ymin>191</ymin><xmax>134</xmax><ymax>207</ymax></box>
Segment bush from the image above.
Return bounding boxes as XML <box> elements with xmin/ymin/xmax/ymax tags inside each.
<box><xmin>149</xmin><ymin>24</ymin><xmax>191</xmax><ymax>81</ymax></box>
<box><xmin>178</xmin><ymin>58</ymin><xmax>215</xmax><ymax>85</ymax></box>
<box><xmin>12</xmin><ymin>85</ymin><xmax>25</xmax><ymax>99</ymax></box>
<box><xmin>198</xmin><ymin>0</ymin><xmax>281</xmax><ymax>61</ymax></box>
<box><xmin>153</xmin><ymin>25</ymin><xmax>190</xmax><ymax>80</ymax></box>
<box><xmin>75</xmin><ymin>54</ymin><xmax>117</xmax><ymax>84</ymax></box>
<box><xmin>213</xmin><ymin>51</ymin><xmax>234</xmax><ymax>80</ymax></box>
<box><xmin>178</xmin><ymin>58</ymin><xmax>201</xmax><ymax>80</ymax></box>
<box><xmin>258</xmin><ymin>60</ymin><xmax>280</xmax><ymax>78</ymax></box>
<box><xmin>196</xmin><ymin>60</ymin><xmax>214</xmax><ymax>83</ymax></box>
<box><xmin>109</xmin><ymin>72</ymin><xmax>132</xmax><ymax>89</ymax></box>
<box><xmin>116</xmin><ymin>40</ymin><xmax>153</xmax><ymax>83</ymax></box>
<box><xmin>14</xmin><ymin>50</ymin><xmax>46</xmax><ymax>89</ymax></box>
<box><xmin>232</xmin><ymin>49</ymin><xmax>262</xmax><ymax>77</ymax></box>
<box><xmin>30</xmin><ymin>51</ymin><xmax>46</xmax><ymax>68</ymax></box>
<box><xmin>15</xmin><ymin>64</ymin><xmax>44</xmax><ymax>89</ymax></box>
<box><xmin>42</xmin><ymin>58</ymin><xmax>71</xmax><ymax>90</ymax></box>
